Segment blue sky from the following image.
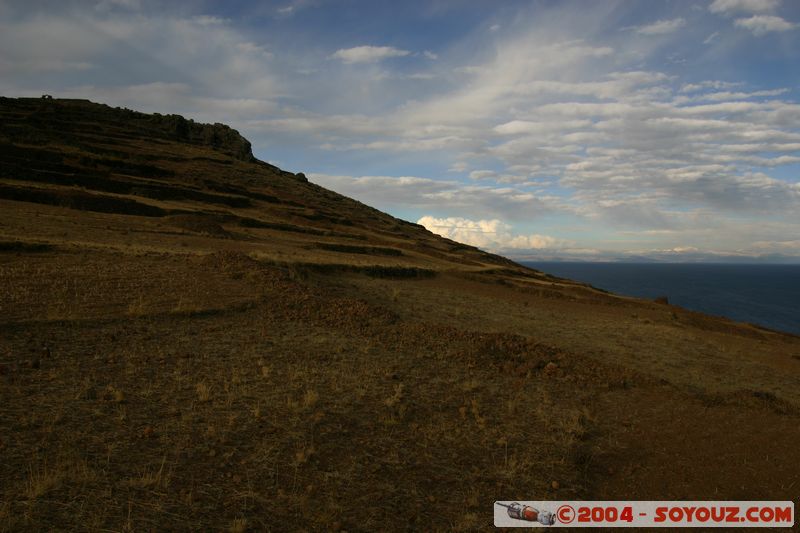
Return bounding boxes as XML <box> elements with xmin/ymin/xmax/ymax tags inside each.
<box><xmin>2</xmin><ymin>0</ymin><xmax>799</xmax><ymax>261</ymax></box>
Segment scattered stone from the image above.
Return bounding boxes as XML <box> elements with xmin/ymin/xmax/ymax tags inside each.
<box><xmin>142</xmin><ymin>426</ymin><xmax>155</xmax><ymax>439</ymax></box>
<box><xmin>543</xmin><ymin>362</ymin><xmax>559</xmax><ymax>376</ymax></box>
<box><xmin>551</xmin><ymin>480</ymin><xmax>560</xmax><ymax>490</ymax></box>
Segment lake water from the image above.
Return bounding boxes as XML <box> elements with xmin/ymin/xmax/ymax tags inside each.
<box><xmin>522</xmin><ymin>262</ymin><xmax>800</xmax><ymax>336</ymax></box>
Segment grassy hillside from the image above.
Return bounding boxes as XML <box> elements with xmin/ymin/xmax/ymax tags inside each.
<box><xmin>1</xmin><ymin>97</ymin><xmax>798</xmax><ymax>531</ymax></box>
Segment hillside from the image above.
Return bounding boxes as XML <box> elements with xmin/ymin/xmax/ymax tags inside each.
<box><xmin>1</xmin><ymin>97</ymin><xmax>798</xmax><ymax>531</ymax></box>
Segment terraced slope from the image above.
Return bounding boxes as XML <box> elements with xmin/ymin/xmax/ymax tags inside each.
<box><xmin>0</xmin><ymin>97</ymin><xmax>534</xmax><ymax>276</ymax></box>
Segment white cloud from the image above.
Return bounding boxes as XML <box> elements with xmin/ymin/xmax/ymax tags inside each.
<box><xmin>634</xmin><ymin>18</ymin><xmax>686</xmax><ymax>35</ymax></box>
<box><xmin>0</xmin><ymin>16</ymin><xmax>111</xmax><ymax>73</ymax></box>
<box><xmin>192</xmin><ymin>15</ymin><xmax>227</xmax><ymax>26</ymax></box>
<box><xmin>751</xmin><ymin>239</ymin><xmax>800</xmax><ymax>252</ymax></box>
<box><xmin>331</xmin><ymin>45</ymin><xmax>411</xmax><ymax>64</ymax></box>
<box><xmin>680</xmin><ymin>80</ymin><xmax>744</xmax><ymax>92</ymax></box>
<box><xmin>417</xmin><ymin>216</ymin><xmax>564</xmax><ymax>251</ymax></box>
<box><xmin>703</xmin><ymin>31</ymin><xmax>721</xmax><ymax>44</ymax></box>
<box><xmin>709</xmin><ymin>0</ymin><xmax>781</xmax><ymax>15</ymax></box>
<box><xmin>309</xmin><ymin>174</ymin><xmax>561</xmax><ymax>221</ymax></box>
<box><xmin>468</xmin><ymin>170</ymin><xmax>530</xmax><ymax>184</ymax></box>
<box><xmin>275</xmin><ymin>0</ymin><xmax>317</xmax><ymax>17</ymax></box>
<box><xmin>387</xmin><ymin>39</ymin><xmax>615</xmax><ymax>129</ymax></box>
<box><xmin>423</xmin><ymin>50</ymin><xmax>438</xmax><ymax>60</ymax></box>
<box><xmin>494</xmin><ymin>119</ymin><xmax>592</xmax><ymax>135</ymax></box>
<box><xmin>468</xmin><ymin>170</ymin><xmax>496</xmax><ymax>180</ymax></box>
<box><xmin>678</xmin><ymin>88</ymin><xmax>789</xmax><ymax>102</ymax></box>
<box><xmin>734</xmin><ymin>15</ymin><xmax>796</xmax><ymax>35</ymax></box>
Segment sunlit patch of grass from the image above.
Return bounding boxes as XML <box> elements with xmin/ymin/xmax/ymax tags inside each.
<box><xmin>126</xmin><ymin>457</ymin><xmax>171</xmax><ymax>490</ymax></box>
<box><xmin>196</xmin><ymin>382</ymin><xmax>212</xmax><ymax>402</ymax></box>
<box><xmin>302</xmin><ymin>389</ymin><xmax>319</xmax><ymax>410</ymax></box>
<box><xmin>293</xmin><ymin>443</ymin><xmax>315</xmax><ymax>466</ymax></box>
<box><xmin>229</xmin><ymin>517</ymin><xmax>249</xmax><ymax>533</ymax></box>
<box><xmin>25</xmin><ymin>457</ymin><xmax>96</xmax><ymax>499</ymax></box>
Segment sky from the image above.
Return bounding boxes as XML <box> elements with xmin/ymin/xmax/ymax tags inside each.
<box><xmin>2</xmin><ymin>0</ymin><xmax>800</xmax><ymax>262</ymax></box>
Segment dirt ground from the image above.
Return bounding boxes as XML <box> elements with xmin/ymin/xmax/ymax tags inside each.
<box><xmin>2</xmin><ymin>247</ymin><xmax>798</xmax><ymax>531</ymax></box>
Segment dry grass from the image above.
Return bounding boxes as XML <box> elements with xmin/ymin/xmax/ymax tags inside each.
<box><xmin>125</xmin><ymin>457</ymin><xmax>171</xmax><ymax>490</ymax></box>
<box><xmin>196</xmin><ymin>382</ymin><xmax>212</xmax><ymax>403</ymax></box>
<box><xmin>3</xmin><ymin>242</ymin><xmax>796</xmax><ymax>531</ymax></box>
<box><xmin>25</xmin><ymin>455</ymin><xmax>97</xmax><ymax>500</ymax></box>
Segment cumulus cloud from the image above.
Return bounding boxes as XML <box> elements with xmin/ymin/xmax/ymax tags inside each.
<box><xmin>709</xmin><ymin>0</ymin><xmax>781</xmax><ymax>15</ymax></box>
<box><xmin>734</xmin><ymin>15</ymin><xmax>796</xmax><ymax>35</ymax></box>
<box><xmin>331</xmin><ymin>45</ymin><xmax>411</xmax><ymax>63</ymax></box>
<box><xmin>633</xmin><ymin>18</ymin><xmax>686</xmax><ymax>35</ymax></box>
<box><xmin>417</xmin><ymin>216</ymin><xmax>563</xmax><ymax>251</ymax></box>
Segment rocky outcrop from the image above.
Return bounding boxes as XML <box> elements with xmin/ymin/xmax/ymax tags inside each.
<box><xmin>0</xmin><ymin>97</ymin><xmax>255</xmax><ymax>162</ymax></box>
<box><xmin>147</xmin><ymin>113</ymin><xmax>255</xmax><ymax>162</ymax></box>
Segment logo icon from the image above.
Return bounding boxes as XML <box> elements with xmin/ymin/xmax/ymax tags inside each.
<box><xmin>496</xmin><ymin>502</ymin><xmax>556</xmax><ymax>525</ymax></box>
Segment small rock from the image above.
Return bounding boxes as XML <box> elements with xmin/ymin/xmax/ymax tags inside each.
<box><xmin>543</xmin><ymin>362</ymin><xmax>558</xmax><ymax>376</ymax></box>
<box><xmin>142</xmin><ymin>426</ymin><xmax>155</xmax><ymax>439</ymax></box>
<box><xmin>551</xmin><ymin>480</ymin><xmax>560</xmax><ymax>490</ymax></box>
